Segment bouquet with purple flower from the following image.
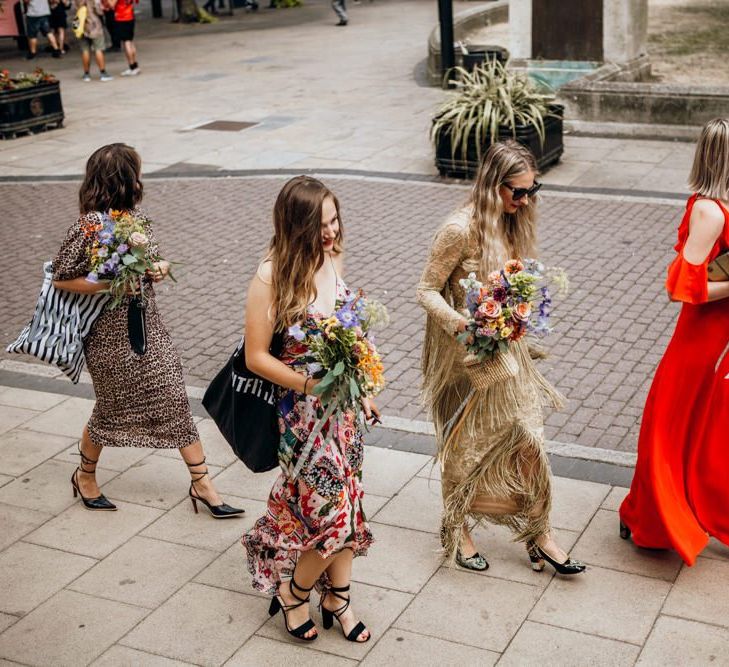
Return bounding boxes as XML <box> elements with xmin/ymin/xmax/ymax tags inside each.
<box><xmin>81</xmin><ymin>210</ymin><xmax>175</xmax><ymax>308</ymax></box>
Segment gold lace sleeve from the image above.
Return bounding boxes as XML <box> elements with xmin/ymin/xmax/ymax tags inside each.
<box><xmin>416</xmin><ymin>222</ymin><xmax>466</xmax><ymax>336</ymax></box>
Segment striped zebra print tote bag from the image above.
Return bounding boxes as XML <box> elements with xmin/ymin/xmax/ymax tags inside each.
<box><xmin>6</xmin><ymin>262</ymin><xmax>110</xmax><ymax>383</ymax></box>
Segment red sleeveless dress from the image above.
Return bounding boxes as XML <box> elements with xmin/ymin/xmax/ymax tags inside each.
<box><xmin>619</xmin><ymin>194</ymin><xmax>729</xmax><ymax>565</ymax></box>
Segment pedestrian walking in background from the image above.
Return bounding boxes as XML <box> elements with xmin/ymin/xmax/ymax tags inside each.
<box><xmin>242</xmin><ymin>176</ymin><xmax>376</xmax><ymax>644</ymax></box>
<box><xmin>101</xmin><ymin>0</ymin><xmax>120</xmax><ymax>51</ymax></box>
<box><xmin>49</xmin><ymin>0</ymin><xmax>71</xmax><ymax>52</ymax></box>
<box><xmin>331</xmin><ymin>0</ymin><xmax>346</xmax><ymax>25</ymax></box>
<box><xmin>417</xmin><ymin>140</ymin><xmax>585</xmax><ymax>576</ymax></box>
<box><xmin>51</xmin><ymin>143</ymin><xmax>243</xmax><ymax>520</ymax></box>
<box><xmin>109</xmin><ymin>0</ymin><xmax>139</xmax><ymax>75</ymax></box>
<box><xmin>620</xmin><ymin>118</ymin><xmax>729</xmax><ymax>564</ymax></box>
<box><xmin>24</xmin><ymin>0</ymin><xmax>62</xmax><ymax>59</ymax></box>
<box><xmin>74</xmin><ymin>0</ymin><xmax>113</xmax><ymax>81</ymax></box>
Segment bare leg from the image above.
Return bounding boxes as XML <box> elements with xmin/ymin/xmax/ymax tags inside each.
<box><xmin>323</xmin><ymin>549</ymin><xmax>369</xmax><ymax>642</ymax></box>
<box><xmin>122</xmin><ymin>39</ymin><xmax>136</xmax><ymax>66</ymax></box>
<box><xmin>276</xmin><ymin>550</ymin><xmax>330</xmax><ymax>639</ymax></box>
<box><xmin>94</xmin><ymin>49</ymin><xmax>106</xmax><ymax>71</ymax></box>
<box><xmin>29</xmin><ymin>37</ymin><xmax>38</xmax><ymax>55</ymax></box>
<box><xmin>76</xmin><ymin>426</ymin><xmax>103</xmax><ymax>497</ymax></box>
<box><xmin>178</xmin><ymin>441</ymin><xmax>223</xmax><ymax>506</ymax></box>
<box><xmin>81</xmin><ymin>49</ymin><xmax>91</xmax><ymax>72</ymax></box>
<box><xmin>47</xmin><ymin>32</ymin><xmax>59</xmax><ymax>50</ymax></box>
<box><xmin>58</xmin><ymin>27</ymin><xmax>65</xmax><ymax>50</ymax></box>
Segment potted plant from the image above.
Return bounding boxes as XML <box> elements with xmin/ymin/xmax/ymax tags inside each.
<box><xmin>0</xmin><ymin>68</ymin><xmax>64</xmax><ymax>140</ymax></box>
<box><xmin>431</xmin><ymin>59</ymin><xmax>563</xmax><ymax>179</ymax></box>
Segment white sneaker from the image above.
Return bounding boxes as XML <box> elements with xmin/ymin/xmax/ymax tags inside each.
<box><xmin>100</xmin><ymin>72</ymin><xmax>114</xmax><ymax>81</ymax></box>
<box><xmin>120</xmin><ymin>67</ymin><xmax>140</xmax><ymax>76</ymax></box>
<box><xmin>82</xmin><ymin>73</ymin><xmax>91</xmax><ymax>82</ymax></box>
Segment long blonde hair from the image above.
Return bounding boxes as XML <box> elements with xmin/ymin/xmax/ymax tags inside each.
<box><xmin>268</xmin><ymin>176</ymin><xmax>344</xmax><ymax>332</ymax></box>
<box><xmin>689</xmin><ymin>118</ymin><xmax>729</xmax><ymax>200</ymax></box>
<box><xmin>468</xmin><ymin>140</ymin><xmax>539</xmax><ymax>272</ymax></box>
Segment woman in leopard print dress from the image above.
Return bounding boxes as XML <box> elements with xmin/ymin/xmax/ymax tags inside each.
<box><xmin>52</xmin><ymin>143</ymin><xmax>243</xmax><ymax>518</ymax></box>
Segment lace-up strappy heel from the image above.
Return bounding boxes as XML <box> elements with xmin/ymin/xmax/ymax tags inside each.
<box><xmin>269</xmin><ymin>578</ymin><xmax>318</xmax><ymax>642</ymax></box>
<box><xmin>70</xmin><ymin>443</ymin><xmax>117</xmax><ymax>511</ymax></box>
<box><xmin>186</xmin><ymin>457</ymin><xmax>245</xmax><ymax>519</ymax></box>
<box><xmin>320</xmin><ymin>585</ymin><xmax>370</xmax><ymax>643</ymax></box>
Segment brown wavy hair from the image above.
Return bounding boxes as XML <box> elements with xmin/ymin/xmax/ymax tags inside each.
<box><xmin>79</xmin><ymin>143</ymin><xmax>143</xmax><ymax>214</ymax></box>
<box><xmin>268</xmin><ymin>176</ymin><xmax>344</xmax><ymax>332</ymax></box>
<box><xmin>468</xmin><ymin>139</ymin><xmax>539</xmax><ymax>272</ymax></box>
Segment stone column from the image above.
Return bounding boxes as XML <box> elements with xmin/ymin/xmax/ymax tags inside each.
<box><xmin>603</xmin><ymin>0</ymin><xmax>648</xmax><ymax>63</ymax></box>
<box><xmin>509</xmin><ymin>0</ymin><xmax>532</xmax><ymax>59</ymax></box>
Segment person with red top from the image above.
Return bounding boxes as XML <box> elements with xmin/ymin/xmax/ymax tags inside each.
<box><xmin>619</xmin><ymin>117</ymin><xmax>729</xmax><ymax>565</ymax></box>
<box><xmin>110</xmin><ymin>0</ymin><xmax>139</xmax><ymax>76</ymax></box>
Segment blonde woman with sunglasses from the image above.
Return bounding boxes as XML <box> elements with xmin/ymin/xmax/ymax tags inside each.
<box><xmin>417</xmin><ymin>140</ymin><xmax>585</xmax><ymax>576</ymax></box>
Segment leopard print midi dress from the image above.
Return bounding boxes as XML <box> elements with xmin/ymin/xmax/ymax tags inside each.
<box><xmin>51</xmin><ymin>213</ymin><xmax>199</xmax><ymax>449</ymax></box>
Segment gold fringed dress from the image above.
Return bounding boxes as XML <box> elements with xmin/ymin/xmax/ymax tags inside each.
<box><xmin>416</xmin><ymin>209</ymin><xmax>563</xmax><ymax>559</ymax></box>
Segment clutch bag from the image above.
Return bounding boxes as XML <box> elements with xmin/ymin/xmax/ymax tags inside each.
<box><xmin>708</xmin><ymin>251</ymin><xmax>729</xmax><ymax>282</ymax></box>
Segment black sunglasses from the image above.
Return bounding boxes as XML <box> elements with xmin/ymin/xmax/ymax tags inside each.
<box><xmin>503</xmin><ymin>181</ymin><xmax>542</xmax><ymax>200</ymax></box>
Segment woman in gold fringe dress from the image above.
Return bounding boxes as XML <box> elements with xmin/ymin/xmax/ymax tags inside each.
<box><xmin>416</xmin><ymin>140</ymin><xmax>585</xmax><ymax>575</ymax></box>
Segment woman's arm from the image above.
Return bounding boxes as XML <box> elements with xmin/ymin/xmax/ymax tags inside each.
<box><xmin>416</xmin><ymin>223</ymin><xmax>469</xmax><ymax>335</ymax></box>
<box><xmin>52</xmin><ymin>277</ymin><xmax>110</xmax><ymax>295</ymax></box>
<box><xmin>244</xmin><ymin>274</ymin><xmax>314</xmax><ymax>394</ymax></box>
<box><xmin>680</xmin><ymin>200</ymin><xmax>729</xmax><ymax>302</ymax></box>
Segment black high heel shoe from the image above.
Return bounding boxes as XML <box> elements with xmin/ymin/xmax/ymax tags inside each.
<box><xmin>71</xmin><ymin>444</ymin><xmax>117</xmax><ymax>511</ymax></box>
<box><xmin>527</xmin><ymin>541</ymin><xmax>586</xmax><ymax>575</ymax></box>
<box><xmin>320</xmin><ymin>584</ymin><xmax>370</xmax><ymax>643</ymax></box>
<box><xmin>619</xmin><ymin>521</ymin><xmax>631</xmax><ymax>540</ymax></box>
<box><xmin>187</xmin><ymin>458</ymin><xmax>245</xmax><ymax>519</ymax></box>
<box><xmin>269</xmin><ymin>578</ymin><xmax>318</xmax><ymax>642</ymax></box>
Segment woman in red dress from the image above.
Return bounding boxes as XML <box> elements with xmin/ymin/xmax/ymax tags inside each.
<box><xmin>620</xmin><ymin>118</ymin><xmax>729</xmax><ymax>565</ymax></box>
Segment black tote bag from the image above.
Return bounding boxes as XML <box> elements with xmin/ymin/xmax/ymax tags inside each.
<box><xmin>202</xmin><ymin>334</ymin><xmax>284</xmax><ymax>473</ymax></box>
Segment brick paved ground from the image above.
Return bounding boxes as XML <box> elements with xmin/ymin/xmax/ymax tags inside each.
<box><xmin>1</xmin><ymin>176</ymin><xmax>681</xmax><ymax>453</ymax></box>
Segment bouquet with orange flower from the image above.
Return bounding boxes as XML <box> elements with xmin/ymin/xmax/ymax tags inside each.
<box><xmin>457</xmin><ymin>259</ymin><xmax>567</xmax><ymax>389</ymax></box>
<box><xmin>290</xmin><ymin>290</ymin><xmax>388</xmax><ymax>410</ymax></box>
<box><xmin>81</xmin><ymin>210</ymin><xmax>175</xmax><ymax>308</ymax></box>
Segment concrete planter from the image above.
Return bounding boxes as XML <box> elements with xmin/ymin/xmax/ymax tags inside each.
<box><xmin>434</xmin><ymin>104</ymin><xmax>564</xmax><ymax>179</ymax></box>
<box><xmin>0</xmin><ymin>81</ymin><xmax>64</xmax><ymax>140</ymax></box>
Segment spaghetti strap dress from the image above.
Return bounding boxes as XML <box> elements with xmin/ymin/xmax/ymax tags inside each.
<box><xmin>619</xmin><ymin>194</ymin><xmax>729</xmax><ymax>565</ymax></box>
<box><xmin>241</xmin><ymin>268</ymin><xmax>374</xmax><ymax>594</ymax></box>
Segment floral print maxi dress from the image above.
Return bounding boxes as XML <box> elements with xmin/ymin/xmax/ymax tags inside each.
<box><xmin>242</xmin><ymin>280</ymin><xmax>374</xmax><ymax>595</ymax></box>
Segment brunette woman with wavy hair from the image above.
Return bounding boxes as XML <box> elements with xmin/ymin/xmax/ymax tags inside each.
<box><xmin>242</xmin><ymin>176</ymin><xmax>378</xmax><ymax>644</ymax></box>
<box><xmin>417</xmin><ymin>140</ymin><xmax>585</xmax><ymax>576</ymax></box>
<box><xmin>52</xmin><ymin>143</ymin><xmax>242</xmax><ymax>519</ymax></box>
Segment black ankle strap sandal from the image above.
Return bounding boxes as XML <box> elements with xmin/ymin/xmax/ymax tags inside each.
<box><xmin>186</xmin><ymin>457</ymin><xmax>244</xmax><ymax>519</ymax></box>
<box><xmin>320</xmin><ymin>584</ymin><xmax>370</xmax><ymax>643</ymax></box>
<box><xmin>269</xmin><ymin>577</ymin><xmax>318</xmax><ymax>641</ymax></box>
<box><xmin>71</xmin><ymin>443</ymin><xmax>117</xmax><ymax>511</ymax></box>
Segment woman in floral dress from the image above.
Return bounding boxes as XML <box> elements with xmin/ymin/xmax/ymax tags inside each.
<box><xmin>242</xmin><ymin>176</ymin><xmax>377</xmax><ymax>643</ymax></box>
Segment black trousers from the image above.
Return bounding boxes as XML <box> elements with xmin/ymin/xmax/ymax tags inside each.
<box><xmin>104</xmin><ymin>10</ymin><xmax>120</xmax><ymax>48</ymax></box>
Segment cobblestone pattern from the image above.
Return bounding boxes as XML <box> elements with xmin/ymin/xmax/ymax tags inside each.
<box><xmin>0</xmin><ymin>178</ymin><xmax>683</xmax><ymax>452</ymax></box>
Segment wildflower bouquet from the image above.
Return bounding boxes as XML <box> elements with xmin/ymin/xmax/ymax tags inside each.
<box><xmin>456</xmin><ymin>259</ymin><xmax>567</xmax><ymax>388</ymax></box>
<box><xmin>290</xmin><ymin>291</ymin><xmax>388</xmax><ymax>411</ymax></box>
<box><xmin>81</xmin><ymin>210</ymin><xmax>174</xmax><ymax>308</ymax></box>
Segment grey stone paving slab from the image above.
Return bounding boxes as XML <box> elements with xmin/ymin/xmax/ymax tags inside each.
<box><xmin>0</xmin><ymin>617</ymin><xmax>15</xmax><ymax>635</ymax></box>
<box><xmin>25</xmin><ymin>499</ymin><xmax>164</xmax><ymax>560</ymax></box>
<box><xmin>92</xmin><ymin>645</ymin><xmax>196</xmax><ymax>667</ymax></box>
<box><xmin>208</xmin><ymin>462</ymin><xmax>280</xmax><ymax>504</ymax></box>
<box><xmin>0</xmin><ymin>459</ymin><xmax>116</xmax><ymax>515</ymax></box>
<box><xmin>351</xmin><ymin>522</ymin><xmax>442</xmax><ymax>594</ymax></box>
<box><xmin>0</xmin><ymin>387</ymin><xmax>66</xmax><ymax>411</ymax></box>
<box><xmin>703</xmin><ymin>538</ymin><xmax>729</xmax><ymax>563</ymax></box>
<box><xmin>636</xmin><ymin>615</ymin><xmax>729</xmax><ymax>666</ymax></box>
<box><xmin>18</xmin><ymin>397</ymin><xmax>94</xmax><ymax>438</ymax></box>
<box><xmin>154</xmin><ymin>419</ymin><xmax>239</xmax><ymax>468</ymax></box>
<box><xmin>0</xmin><ymin>405</ymin><xmax>37</xmax><ymax>436</ymax></box>
<box><xmin>103</xmin><ymin>456</ymin><xmax>223</xmax><ymax>510</ymax></box>
<box><xmin>549</xmin><ymin>476</ymin><xmax>611</xmax><ymax>533</ymax></box>
<box><xmin>141</xmin><ymin>495</ymin><xmax>261</xmax><ymax>553</ymax></box>
<box><xmin>395</xmin><ymin>568</ymin><xmax>541</xmax><ymax>653</ymax></box>
<box><xmin>530</xmin><ymin>566</ymin><xmax>671</xmax><ymax>645</ymax></box>
<box><xmin>0</xmin><ymin>476</ymin><xmax>11</xmax><ymax>489</ymax></box>
<box><xmin>227</xmin><ymin>636</ymin><xmax>357</xmax><ymax>667</ymax></box>
<box><xmin>120</xmin><ymin>583</ymin><xmax>272</xmax><ymax>666</ymax></box>
<box><xmin>0</xmin><ymin>590</ymin><xmax>147</xmax><ymax>666</ymax></box>
<box><xmin>194</xmin><ymin>542</ymin><xmax>265</xmax><ymax>598</ymax></box>
<box><xmin>54</xmin><ymin>441</ymin><xmax>152</xmax><ymax>472</ymax></box>
<box><xmin>500</xmin><ymin>620</ymin><xmax>641</xmax><ymax>666</ymax></box>
<box><xmin>362</xmin><ymin>447</ymin><xmax>432</xmax><ymax>498</ymax></box>
<box><xmin>662</xmin><ymin>557</ymin><xmax>729</xmax><ymax>628</ymax></box>
<box><xmin>0</xmin><ymin>502</ymin><xmax>52</xmax><ymax>552</ymax></box>
<box><xmin>1</xmin><ymin>429</ymin><xmax>77</xmax><ymax>477</ymax></box>
<box><xmin>361</xmin><ymin>628</ymin><xmax>499</xmax><ymax>666</ymax></box>
<box><xmin>257</xmin><ymin>582</ymin><xmax>412</xmax><ymax>662</ymax></box>
<box><xmin>601</xmin><ymin>486</ymin><xmax>629</xmax><ymax>511</ymax></box>
<box><xmin>573</xmin><ymin>509</ymin><xmax>683</xmax><ymax>581</ymax></box>
<box><xmin>0</xmin><ymin>541</ymin><xmax>95</xmax><ymax>617</ymax></box>
<box><xmin>69</xmin><ymin>536</ymin><xmax>218</xmax><ymax>609</ymax></box>
<box><xmin>371</xmin><ymin>476</ymin><xmax>441</xmax><ymax>534</ymax></box>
